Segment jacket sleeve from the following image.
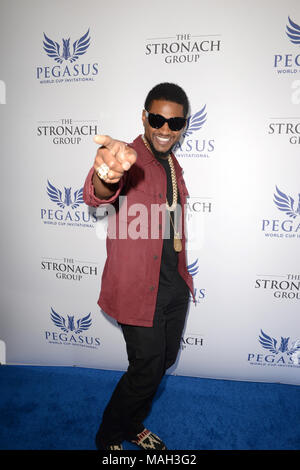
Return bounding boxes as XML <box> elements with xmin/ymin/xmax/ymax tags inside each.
<box><xmin>83</xmin><ymin>167</ymin><xmax>127</xmax><ymax>207</ymax></box>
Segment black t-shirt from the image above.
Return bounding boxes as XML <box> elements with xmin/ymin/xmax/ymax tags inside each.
<box><xmin>156</xmin><ymin>156</ymin><xmax>181</xmax><ymax>286</ymax></box>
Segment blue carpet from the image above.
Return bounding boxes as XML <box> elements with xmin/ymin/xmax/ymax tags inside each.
<box><xmin>0</xmin><ymin>365</ymin><xmax>299</xmax><ymax>451</ymax></box>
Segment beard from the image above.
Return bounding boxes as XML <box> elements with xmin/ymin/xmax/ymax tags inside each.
<box><xmin>146</xmin><ymin>136</ymin><xmax>173</xmax><ymax>159</ymax></box>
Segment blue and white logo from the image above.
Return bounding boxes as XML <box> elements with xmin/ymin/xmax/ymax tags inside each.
<box><xmin>174</xmin><ymin>106</ymin><xmax>214</xmax><ymax>158</ymax></box>
<box><xmin>274</xmin><ymin>186</ymin><xmax>300</xmax><ymax>219</ymax></box>
<box><xmin>286</xmin><ymin>16</ymin><xmax>300</xmax><ymax>46</ymax></box>
<box><xmin>273</xmin><ymin>17</ymin><xmax>300</xmax><ymax>75</ymax></box>
<box><xmin>50</xmin><ymin>308</ymin><xmax>92</xmax><ymax>333</ymax></box>
<box><xmin>45</xmin><ymin>307</ymin><xmax>101</xmax><ymax>348</ymax></box>
<box><xmin>187</xmin><ymin>259</ymin><xmax>206</xmax><ymax>303</ymax></box>
<box><xmin>248</xmin><ymin>329</ymin><xmax>300</xmax><ymax>367</ymax></box>
<box><xmin>259</xmin><ymin>329</ymin><xmax>300</xmax><ymax>356</ymax></box>
<box><xmin>41</xmin><ymin>180</ymin><xmax>97</xmax><ymax>228</ymax></box>
<box><xmin>47</xmin><ymin>180</ymin><xmax>84</xmax><ymax>209</ymax></box>
<box><xmin>187</xmin><ymin>259</ymin><xmax>199</xmax><ymax>277</ymax></box>
<box><xmin>261</xmin><ymin>186</ymin><xmax>300</xmax><ymax>238</ymax></box>
<box><xmin>182</xmin><ymin>106</ymin><xmax>207</xmax><ymax>138</ymax></box>
<box><xmin>43</xmin><ymin>29</ymin><xmax>90</xmax><ymax>64</ymax></box>
<box><xmin>37</xmin><ymin>28</ymin><xmax>99</xmax><ymax>84</ymax></box>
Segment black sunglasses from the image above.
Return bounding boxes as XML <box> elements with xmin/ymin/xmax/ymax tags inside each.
<box><xmin>145</xmin><ymin>111</ymin><xmax>186</xmax><ymax>131</ymax></box>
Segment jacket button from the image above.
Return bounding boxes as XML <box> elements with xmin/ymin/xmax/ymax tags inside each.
<box><xmin>159</xmin><ymin>193</ymin><xmax>162</xmax><ymax>198</ymax></box>
<box><xmin>153</xmin><ymin>255</ymin><xmax>158</xmax><ymax>260</ymax></box>
<box><xmin>149</xmin><ymin>286</ymin><xmax>155</xmax><ymax>291</ymax></box>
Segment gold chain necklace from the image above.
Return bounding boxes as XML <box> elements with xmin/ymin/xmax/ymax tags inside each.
<box><xmin>165</xmin><ymin>156</ymin><xmax>178</xmax><ymax>212</ymax></box>
<box><xmin>141</xmin><ymin>135</ymin><xmax>182</xmax><ymax>252</ymax></box>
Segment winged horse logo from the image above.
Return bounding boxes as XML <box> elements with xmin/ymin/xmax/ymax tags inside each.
<box><xmin>258</xmin><ymin>330</ymin><xmax>300</xmax><ymax>358</ymax></box>
<box><xmin>286</xmin><ymin>17</ymin><xmax>300</xmax><ymax>45</ymax></box>
<box><xmin>46</xmin><ymin>180</ymin><xmax>84</xmax><ymax>209</ymax></box>
<box><xmin>43</xmin><ymin>29</ymin><xmax>90</xmax><ymax>63</ymax></box>
<box><xmin>182</xmin><ymin>105</ymin><xmax>207</xmax><ymax>138</ymax></box>
<box><xmin>50</xmin><ymin>308</ymin><xmax>92</xmax><ymax>334</ymax></box>
<box><xmin>273</xmin><ymin>186</ymin><xmax>300</xmax><ymax>219</ymax></box>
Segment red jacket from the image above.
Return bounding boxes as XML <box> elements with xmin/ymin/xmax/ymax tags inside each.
<box><xmin>83</xmin><ymin>135</ymin><xmax>194</xmax><ymax>327</ymax></box>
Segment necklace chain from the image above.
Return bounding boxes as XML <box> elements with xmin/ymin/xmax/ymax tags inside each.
<box><xmin>141</xmin><ymin>135</ymin><xmax>177</xmax><ymax>211</ymax></box>
<box><xmin>141</xmin><ymin>135</ymin><xmax>182</xmax><ymax>252</ymax></box>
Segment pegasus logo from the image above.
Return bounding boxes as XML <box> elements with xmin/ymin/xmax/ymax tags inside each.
<box><xmin>259</xmin><ymin>330</ymin><xmax>300</xmax><ymax>357</ymax></box>
<box><xmin>273</xmin><ymin>17</ymin><xmax>300</xmax><ymax>73</ymax></box>
<box><xmin>187</xmin><ymin>259</ymin><xmax>199</xmax><ymax>277</ymax></box>
<box><xmin>248</xmin><ymin>330</ymin><xmax>300</xmax><ymax>367</ymax></box>
<box><xmin>174</xmin><ymin>105</ymin><xmax>213</xmax><ymax>157</ymax></box>
<box><xmin>50</xmin><ymin>307</ymin><xmax>92</xmax><ymax>334</ymax></box>
<box><xmin>286</xmin><ymin>17</ymin><xmax>300</xmax><ymax>45</ymax></box>
<box><xmin>43</xmin><ymin>29</ymin><xmax>90</xmax><ymax>63</ymax></box>
<box><xmin>183</xmin><ymin>106</ymin><xmax>207</xmax><ymax>138</ymax></box>
<box><xmin>187</xmin><ymin>259</ymin><xmax>205</xmax><ymax>303</ymax></box>
<box><xmin>274</xmin><ymin>186</ymin><xmax>300</xmax><ymax>219</ymax></box>
<box><xmin>46</xmin><ymin>180</ymin><xmax>84</xmax><ymax>209</ymax></box>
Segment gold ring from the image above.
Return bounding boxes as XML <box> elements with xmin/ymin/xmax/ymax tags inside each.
<box><xmin>96</xmin><ymin>163</ymin><xmax>110</xmax><ymax>181</ymax></box>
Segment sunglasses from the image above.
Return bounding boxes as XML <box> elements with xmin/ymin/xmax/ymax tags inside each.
<box><xmin>145</xmin><ymin>111</ymin><xmax>186</xmax><ymax>131</ymax></box>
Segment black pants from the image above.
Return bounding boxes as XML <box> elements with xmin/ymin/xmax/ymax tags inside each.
<box><xmin>96</xmin><ymin>271</ymin><xmax>189</xmax><ymax>448</ymax></box>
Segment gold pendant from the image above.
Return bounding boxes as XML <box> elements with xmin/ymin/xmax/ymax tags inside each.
<box><xmin>174</xmin><ymin>233</ymin><xmax>182</xmax><ymax>252</ymax></box>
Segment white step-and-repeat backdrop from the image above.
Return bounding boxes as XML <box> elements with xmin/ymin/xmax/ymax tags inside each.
<box><xmin>1</xmin><ymin>0</ymin><xmax>299</xmax><ymax>385</ymax></box>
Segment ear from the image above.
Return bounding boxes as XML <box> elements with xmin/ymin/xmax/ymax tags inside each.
<box><xmin>142</xmin><ymin>109</ymin><xmax>147</xmax><ymax>127</ymax></box>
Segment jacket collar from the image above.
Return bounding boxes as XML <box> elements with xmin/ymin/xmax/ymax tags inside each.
<box><xmin>131</xmin><ymin>135</ymin><xmax>183</xmax><ymax>175</ymax></box>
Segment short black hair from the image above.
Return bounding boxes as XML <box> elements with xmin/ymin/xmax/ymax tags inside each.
<box><xmin>144</xmin><ymin>82</ymin><xmax>190</xmax><ymax>117</ymax></box>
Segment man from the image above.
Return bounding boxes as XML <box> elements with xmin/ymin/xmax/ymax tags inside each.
<box><xmin>83</xmin><ymin>83</ymin><xmax>194</xmax><ymax>450</ymax></box>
